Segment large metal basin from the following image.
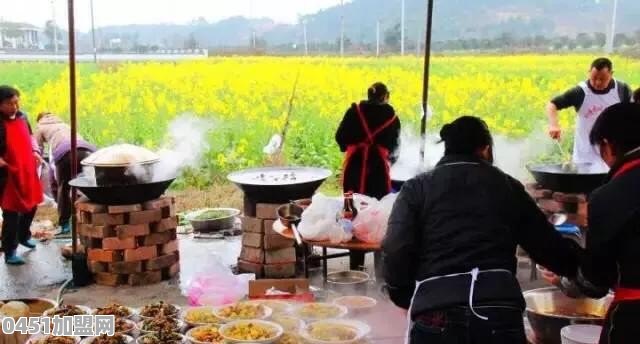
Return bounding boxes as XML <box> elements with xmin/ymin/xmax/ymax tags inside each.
<box><xmin>524</xmin><ymin>287</ymin><xmax>611</xmax><ymax>344</ymax></box>
<box><xmin>0</xmin><ymin>298</ymin><xmax>57</xmax><ymax>317</ymax></box>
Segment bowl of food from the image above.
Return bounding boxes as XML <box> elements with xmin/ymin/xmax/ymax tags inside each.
<box><xmin>294</xmin><ymin>303</ymin><xmax>348</xmax><ymax>321</ymax></box>
<box><xmin>332</xmin><ymin>296</ymin><xmax>377</xmax><ymax>314</ymax></box>
<box><xmin>301</xmin><ymin>320</ymin><xmax>371</xmax><ymax>344</ymax></box>
<box><xmin>114</xmin><ymin>318</ymin><xmax>137</xmax><ymax>336</ymax></box>
<box><xmin>271</xmin><ymin>315</ymin><xmax>305</xmax><ymax>333</ymax></box>
<box><xmin>249</xmin><ymin>300</ymin><xmax>293</xmax><ymax>316</ymax></box>
<box><xmin>136</xmin><ymin>332</ymin><xmax>184</xmax><ymax>344</ymax></box>
<box><xmin>1</xmin><ymin>298</ymin><xmax>57</xmax><ymax>318</ymax></box>
<box><xmin>188</xmin><ymin>208</ymin><xmax>240</xmax><ymax>233</ymax></box>
<box><xmin>138</xmin><ymin>315</ymin><xmax>184</xmax><ymax>334</ymax></box>
<box><xmin>93</xmin><ymin>304</ymin><xmax>136</xmax><ymax>319</ymax></box>
<box><xmin>80</xmin><ymin>334</ymin><xmax>134</xmax><ymax>344</ymax></box>
<box><xmin>182</xmin><ymin>307</ymin><xmax>221</xmax><ymax>327</ymax></box>
<box><xmin>185</xmin><ymin>325</ymin><xmax>225</xmax><ymax>344</ymax></box>
<box><xmin>213</xmin><ymin>302</ymin><xmax>272</xmax><ymax>322</ymax></box>
<box><xmin>275</xmin><ymin>332</ymin><xmax>303</xmax><ymax>344</ymax></box>
<box><xmin>28</xmin><ymin>335</ymin><xmax>81</xmax><ymax>344</ymax></box>
<box><xmin>43</xmin><ymin>305</ymin><xmax>92</xmax><ymax>317</ymax></box>
<box><xmin>220</xmin><ymin>320</ymin><xmax>283</xmax><ymax>344</ymax></box>
<box><xmin>138</xmin><ymin>302</ymin><xmax>180</xmax><ymax>320</ymax></box>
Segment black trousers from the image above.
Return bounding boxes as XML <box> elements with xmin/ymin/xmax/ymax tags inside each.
<box><xmin>1</xmin><ymin>208</ymin><xmax>37</xmax><ymax>256</ymax></box>
<box><xmin>55</xmin><ymin>149</ymin><xmax>91</xmax><ymax>226</ymax></box>
<box><xmin>599</xmin><ymin>301</ymin><xmax>640</xmax><ymax>344</ymax></box>
<box><xmin>410</xmin><ymin>306</ymin><xmax>527</xmax><ymax>344</ymax></box>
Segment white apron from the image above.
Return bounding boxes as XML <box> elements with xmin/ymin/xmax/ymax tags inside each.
<box><xmin>573</xmin><ymin>81</ymin><xmax>620</xmax><ymax>171</ymax></box>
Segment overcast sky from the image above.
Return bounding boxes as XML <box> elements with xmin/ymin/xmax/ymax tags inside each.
<box><xmin>2</xmin><ymin>0</ymin><xmax>340</xmax><ymax>31</ymax></box>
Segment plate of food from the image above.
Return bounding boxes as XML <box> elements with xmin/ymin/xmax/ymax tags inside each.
<box><xmin>270</xmin><ymin>315</ymin><xmax>305</xmax><ymax>333</ymax></box>
<box><xmin>301</xmin><ymin>320</ymin><xmax>370</xmax><ymax>344</ymax></box>
<box><xmin>136</xmin><ymin>332</ymin><xmax>184</xmax><ymax>344</ymax></box>
<box><xmin>27</xmin><ymin>335</ymin><xmax>81</xmax><ymax>344</ymax></box>
<box><xmin>182</xmin><ymin>307</ymin><xmax>221</xmax><ymax>327</ymax></box>
<box><xmin>43</xmin><ymin>305</ymin><xmax>92</xmax><ymax>317</ymax></box>
<box><xmin>114</xmin><ymin>318</ymin><xmax>137</xmax><ymax>336</ymax></box>
<box><xmin>213</xmin><ymin>302</ymin><xmax>272</xmax><ymax>322</ymax></box>
<box><xmin>137</xmin><ymin>302</ymin><xmax>180</xmax><ymax>320</ymax></box>
<box><xmin>185</xmin><ymin>325</ymin><xmax>225</xmax><ymax>344</ymax></box>
<box><xmin>275</xmin><ymin>332</ymin><xmax>303</xmax><ymax>344</ymax></box>
<box><xmin>332</xmin><ymin>296</ymin><xmax>377</xmax><ymax>313</ymax></box>
<box><xmin>249</xmin><ymin>300</ymin><xmax>293</xmax><ymax>316</ymax></box>
<box><xmin>80</xmin><ymin>334</ymin><xmax>134</xmax><ymax>344</ymax></box>
<box><xmin>93</xmin><ymin>304</ymin><xmax>136</xmax><ymax>319</ymax></box>
<box><xmin>294</xmin><ymin>303</ymin><xmax>348</xmax><ymax>321</ymax></box>
<box><xmin>138</xmin><ymin>315</ymin><xmax>184</xmax><ymax>334</ymax></box>
<box><xmin>219</xmin><ymin>320</ymin><xmax>283</xmax><ymax>344</ymax></box>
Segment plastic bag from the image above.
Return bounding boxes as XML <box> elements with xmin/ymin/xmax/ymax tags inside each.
<box><xmin>181</xmin><ymin>255</ymin><xmax>255</xmax><ymax>306</ymax></box>
<box><xmin>297</xmin><ymin>194</ymin><xmax>353</xmax><ymax>243</ymax></box>
<box><xmin>353</xmin><ymin>193</ymin><xmax>398</xmax><ymax>244</ymax></box>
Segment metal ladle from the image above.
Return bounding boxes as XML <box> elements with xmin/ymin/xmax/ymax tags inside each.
<box><xmin>553</xmin><ymin>139</ymin><xmax>576</xmax><ymax>172</ymax></box>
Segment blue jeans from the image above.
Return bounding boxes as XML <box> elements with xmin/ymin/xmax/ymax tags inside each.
<box><xmin>409</xmin><ymin>306</ymin><xmax>527</xmax><ymax>344</ymax></box>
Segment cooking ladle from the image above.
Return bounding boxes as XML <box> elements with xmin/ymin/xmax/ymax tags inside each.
<box><xmin>549</xmin><ymin>213</ymin><xmax>568</xmax><ymax>226</ymax></box>
<box><xmin>553</xmin><ymin>139</ymin><xmax>576</xmax><ymax>172</ymax></box>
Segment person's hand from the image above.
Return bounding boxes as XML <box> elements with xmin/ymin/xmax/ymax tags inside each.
<box><xmin>34</xmin><ymin>152</ymin><xmax>45</xmax><ymax>165</ymax></box>
<box><xmin>538</xmin><ymin>265</ymin><xmax>561</xmax><ymax>286</ymax></box>
<box><xmin>0</xmin><ymin>157</ymin><xmax>7</xmax><ymax>168</ymax></box>
<box><xmin>549</xmin><ymin>124</ymin><xmax>562</xmax><ymax>140</ymax></box>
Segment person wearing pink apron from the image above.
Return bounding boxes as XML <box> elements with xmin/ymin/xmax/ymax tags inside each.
<box><xmin>336</xmin><ymin>82</ymin><xmax>400</xmax><ymax>270</ymax></box>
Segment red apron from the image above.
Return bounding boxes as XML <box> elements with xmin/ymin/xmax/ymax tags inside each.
<box><xmin>342</xmin><ymin>104</ymin><xmax>397</xmax><ymax>195</ymax></box>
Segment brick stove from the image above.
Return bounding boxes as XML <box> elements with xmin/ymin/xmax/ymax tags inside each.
<box><xmin>76</xmin><ymin>196</ymin><xmax>180</xmax><ymax>286</ymax></box>
<box><xmin>526</xmin><ymin>183</ymin><xmax>588</xmax><ymax>228</ymax></box>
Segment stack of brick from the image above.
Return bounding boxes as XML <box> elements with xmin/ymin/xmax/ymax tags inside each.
<box><xmin>526</xmin><ymin>183</ymin><xmax>588</xmax><ymax>228</ymax></box>
<box><xmin>237</xmin><ymin>202</ymin><xmax>297</xmax><ymax>279</ymax></box>
<box><xmin>76</xmin><ymin>196</ymin><xmax>180</xmax><ymax>286</ymax></box>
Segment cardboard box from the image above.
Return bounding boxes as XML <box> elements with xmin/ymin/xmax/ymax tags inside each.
<box><xmin>248</xmin><ymin>279</ymin><xmax>313</xmax><ymax>301</ymax></box>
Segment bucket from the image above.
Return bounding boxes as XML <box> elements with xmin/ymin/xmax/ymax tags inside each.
<box><xmin>561</xmin><ymin>325</ymin><xmax>602</xmax><ymax>344</ymax></box>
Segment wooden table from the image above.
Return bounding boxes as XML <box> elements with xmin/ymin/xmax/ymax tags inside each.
<box><xmin>302</xmin><ymin>239</ymin><xmax>381</xmax><ymax>282</ymax></box>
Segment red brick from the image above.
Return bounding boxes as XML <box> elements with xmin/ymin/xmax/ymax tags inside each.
<box><xmin>538</xmin><ymin>199</ymin><xmax>564</xmax><ymax>214</ymax></box>
<box><xmin>242</xmin><ymin>233</ymin><xmax>264</xmax><ymax>248</ymax></box>
<box><xmin>145</xmin><ymin>254</ymin><xmax>178</xmax><ymax>271</ymax></box>
<box><xmin>265</xmin><ymin>247</ymin><xmax>297</xmax><ymax>264</ymax></box>
<box><xmin>80</xmin><ymin>224</ymin><xmax>115</xmax><ymax>239</ymax></box>
<box><xmin>240</xmin><ymin>246</ymin><xmax>265</xmax><ymax>264</ymax></box>
<box><xmin>143</xmin><ymin>197</ymin><xmax>174</xmax><ymax>210</ymax></box>
<box><xmin>263</xmin><ymin>233</ymin><xmax>294</xmax><ymax>250</ymax></box>
<box><xmin>77</xmin><ymin>211</ymin><xmax>92</xmax><ymax>224</ymax></box>
<box><xmin>93</xmin><ymin>213</ymin><xmax>126</xmax><ymax>226</ymax></box>
<box><xmin>160</xmin><ymin>240</ymin><xmax>179</xmax><ymax>255</ymax></box>
<box><xmin>102</xmin><ymin>237</ymin><xmax>137</xmax><ymax>250</ymax></box>
<box><xmin>88</xmin><ymin>261</ymin><xmax>108</xmax><ymax>273</ymax></box>
<box><xmin>532</xmin><ymin>189</ymin><xmax>553</xmax><ymax>200</ymax></box>
<box><xmin>109</xmin><ymin>261</ymin><xmax>143</xmax><ymax>274</ymax></box>
<box><xmin>169</xmin><ymin>207</ymin><xmax>177</xmax><ymax>218</ymax></box>
<box><xmin>124</xmin><ymin>246</ymin><xmax>157</xmax><ymax>262</ymax></box>
<box><xmin>128</xmin><ymin>209</ymin><xmax>162</xmax><ymax>225</ymax></box>
<box><xmin>95</xmin><ymin>273</ymin><xmax>126</xmax><ymax>287</ymax></box>
<box><xmin>243</xmin><ymin>197</ymin><xmax>256</xmax><ymax>217</ymax></box>
<box><xmin>160</xmin><ymin>205</ymin><xmax>175</xmax><ymax>219</ymax></box>
<box><xmin>578</xmin><ymin>202</ymin><xmax>589</xmax><ymax>217</ymax></box>
<box><xmin>237</xmin><ymin>259</ymin><xmax>263</xmax><ymax>277</ymax></box>
<box><xmin>553</xmin><ymin>192</ymin><xmax>587</xmax><ymax>204</ymax></box>
<box><xmin>85</xmin><ymin>237</ymin><xmax>103</xmax><ymax>249</ymax></box>
<box><xmin>256</xmin><ymin>203</ymin><xmax>281</xmax><ymax>220</ymax></box>
<box><xmin>242</xmin><ymin>217</ymin><xmax>264</xmax><ymax>234</ymax></box>
<box><xmin>567</xmin><ymin>214</ymin><xmax>588</xmax><ymax>227</ymax></box>
<box><xmin>264</xmin><ymin>220</ymin><xmax>276</xmax><ymax>233</ymax></box>
<box><xmin>143</xmin><ymin>232</ymin><xmax>175</xmax><ymax>246</ymax></box>
<box><xmin>76</xmin><ymin>201</ymin><xmax>107</xmax><ymax>214</ymax></box>
<box><xmin>115</xmin><ymin>224</ymin><xmax>150</xmax><ymax>239</ymax></box>
<box><xmin>263</xmin><ymin>263</ymin><xmax>296</xmax><ymax>278</ymax></box>
<box><xmin>128</xmin><ymin>271</ymin><xmax>163</xmax><ymax>286</ymax></box>
<box><xmin>152</xmin><ymin>217</ymin><xmax>178</xmax><ymax>233</ymax></box>
<box><xmin>163</xmin><ymin>263</ymin><xmax>180</xmax><ymax>280</ymax></box>
<box><xmin>108</xmin><ymin>204</ymin><xmax>142</xmax><ymax>214</ymax></box>
<box><xmin>87</xmin><ymin>249</ymin><xmax>121</xmax><ymax>263</ymax></box>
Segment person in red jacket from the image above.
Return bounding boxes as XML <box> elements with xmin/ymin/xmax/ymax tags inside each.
<box><xmin>0</xmin><ymin>86</ymin><xmax>43</xmax><ymax>265</ymax></box>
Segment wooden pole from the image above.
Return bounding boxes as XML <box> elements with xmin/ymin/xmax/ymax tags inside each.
<box><xmin>420</xmin><ymin>0</ymin><xmax>434</xmax><ymax>163</ymax></box>
<box><xmin>67</xmin><ymin>0</ymin><xmax>79</xmax><ymax>253</ymax></box>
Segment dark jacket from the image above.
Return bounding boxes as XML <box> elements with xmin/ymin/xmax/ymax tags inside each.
<box><xmin>382</xmin><ymin>154</ymin><xmax>580</xmax><ymax>316</ymax></box>
<box><xmin>0</xmin><ymin>111</ymin><xmax>36</xmax><ymax>195</ymax></box>
<box><xmin>571</xmin><ymin>148</ymin><xmax>640</xmax><ymax>298</ymax></box>
<box><xmin>335</xmin><ymin>101</ymin><xmax>400</xmax><ymax>199</ymax></box>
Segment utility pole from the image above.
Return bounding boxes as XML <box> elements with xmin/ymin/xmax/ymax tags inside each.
<box><xmin>376</xmin><ymin>19</ymin><xmax>380</xmax><ymax>57</ymax></box>
<box><xmin>90</xmin><ymin>0</ymin><xmax>97</xmax><ymax>63</ymax></box>
<box><xmin>400</xmin><ymin>0</ymin><xmax>405</xmax><ymax>55</ymax></box>
<box><xmin>303</xmin><ymin>20</ymin><xmax>308</xmax><ymax>56</ymax></box>
<box><xmin>606</xmin><ymin>0</ymin><xmax>618</xmax><ymax>54</ymax></box>
<box><xmin>339</xmin><ymin>0</ymin><xmax>345</xmax><ymax>57</ymax></box>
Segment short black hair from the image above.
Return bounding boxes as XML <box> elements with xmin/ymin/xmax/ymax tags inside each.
<box><xmin>367</xmin><ymin>82</ymin><xmax>389</xmax><ymax>104</ymax></box>
<box><xmin>590</xmin><ymin>103</ymin><xmax>640</xmax><ymax>156</ymax></box>
<box><xmin>440</xmin><ymin>116</ymin><xmax>493</xmax><ymax>156</ymax></box>
<box><xmin>0</xmin><ymin>85</ymin><xmax>20</xmax><ymax>103</ymax></box>
<box><xmin>591</xmin><ymin>57</ymin><xmax>613</xmax><ymax>71</ymax></box>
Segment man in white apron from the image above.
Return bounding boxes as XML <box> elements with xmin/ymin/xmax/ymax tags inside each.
<box><xmin>547</xmin><ymin>57</ymin><xmax>632</xmax><ymax>171</ymax></box>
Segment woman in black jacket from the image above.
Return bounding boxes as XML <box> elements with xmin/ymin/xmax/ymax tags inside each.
<box><xmin>383</xmin><ymin>116</ymin><xmax>581</xmax><ymax>344</ymax></box>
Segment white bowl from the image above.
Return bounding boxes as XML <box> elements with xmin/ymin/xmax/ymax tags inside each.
<box><xmin>270</xmin><ymin>315</ymin><xmax>305</xmax><ymax>332</ymax></box>
<box><xmin>219</xmin><ymin>320</ymin><xmax>284</xmax><ymax>344</ymax></box>
<box><xmin>301</xmin><ymin>319</ymin><xmax>371</xmax><ymax>344</ymax></box>
<box><xmin>113</xmin><ymin>319</ymin><xmax>138</xmax><ymax>336</ymax></box>
<box><xmin>135</xmin><ymin>333</ymin><xmax>185</xmax><ymax>344</ymax></box>
<box><xmin>27</xmin><ymin>335</ymin><xmax>81</xmax><ymax>344</ymax></box>
<box><xmin>92</xmin><ymin>306</ymin><xmax>137</xmax><ymax>320</ymax></box>
<box><xmin>561</xmin><ymin>325</ymin><xmax>602</xmax><ymax>344</ymax></box>
<box><xmin>213</xmin><ymin>303</ymin><xmax>273</xmax><ymax>323</ymax></box>
<box><xmin>42</xmin><ymin>305</ymin><xmax>93</xmax><ymax>317</ymax></box>
<box><xmin>332</xmin><ymin>296</ymin><xmax>377</xmax><ymax>312</ymax></box>
<box><xmin>136</xmin><ymin>304</ymin><xmax>181</xmax><ymax>320</ymax></box>
<box><xmin>184</xmin><ymin>324</ymin><xmax>224</xmax><ymax>344</ymax></box>
<box><xmin>80</xmin><ymin>334</ymin><xmax>134</xmax><ymax>344</ymax></box>
<box><xmin>294</xmin><ymin>303</ymin><xmax>348</xmax><ymax>321</ymax></box>
<box><xmin>181</xmin><ymin>306</ymin><xmax>223</xmax><ymax>328</ymax></box>
<box><xmin>248</xmin><ymin>300</ymin><xmax>293</xmax><ymax>315</ymax></box>
<box><xmin>137</xmin><ymin>319</ymin><xmax>185</xmax><ymax>334</ymax></box>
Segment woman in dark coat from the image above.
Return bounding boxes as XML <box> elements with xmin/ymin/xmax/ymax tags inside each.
<box><xmin>335</xmin><ymin>82</ymin><xmax>400</xmax><ymax>270</ymax></box>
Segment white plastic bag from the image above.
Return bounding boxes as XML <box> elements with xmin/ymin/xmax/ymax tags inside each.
<box><xmin>353</xmin><ymin>193</ymin><xmax>398</xmax><ymax>244</ymax></box>
<box><xmin>181</xmin><ymin>254</ymin><xmax>255</xmax><ymax>306</ymax></box>
<box><xmin>297</xmin><ymin>194</ymin><xmax>353</xmax><ymax>243</ymax></box>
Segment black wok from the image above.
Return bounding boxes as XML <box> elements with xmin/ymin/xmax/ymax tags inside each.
<box><xmin>69</xmin><ymin>177</ymin><xmax>175</xmax><ymax>205</ymax></box>
<box><xmin>527</xmin><ymin>163</ymin><xmax>607</xmax><ymax>194</ymax></box>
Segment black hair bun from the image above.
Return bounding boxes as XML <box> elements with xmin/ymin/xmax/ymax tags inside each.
<box><xmin>440</xmin><ymin>123</ymin><xmax>453</xmax><ymax>141</ymax></box>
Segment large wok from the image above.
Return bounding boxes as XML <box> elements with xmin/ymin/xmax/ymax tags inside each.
<box><xmin>527</xmin><ymin>163</ymin><xmax>607</xmax><ymax>194</ymax></box>
<box><xmin>227</xmin><ymin>166</ymin><xmax>331</xmax><ymax>204</ymax></box>
<box><xmin>69</xmin><ymin>176</ymin><xmax>174</xmax><ymax>205</ymax></box>
<box><xmin>524</xmin><ymin>287</ymin><xmax>611</xmax><ymax>344</ymax></box>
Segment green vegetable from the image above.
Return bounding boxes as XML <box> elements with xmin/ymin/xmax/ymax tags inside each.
<box><xmin>194</xmin><ymin>209</ymin><xmax>232</xmax><ymax>221</ymax></box>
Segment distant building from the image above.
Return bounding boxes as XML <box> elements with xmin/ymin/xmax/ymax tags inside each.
<box><xmin>0</xmin><ymin>22</ymin><xmax>43</xmax><ymax>49</ymax></box>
